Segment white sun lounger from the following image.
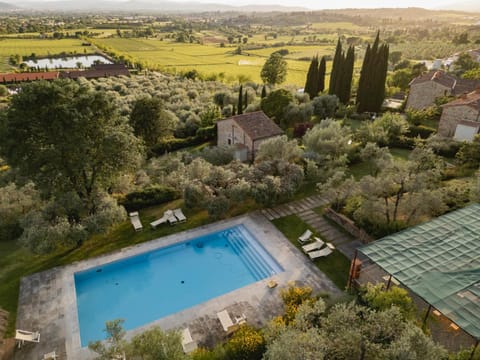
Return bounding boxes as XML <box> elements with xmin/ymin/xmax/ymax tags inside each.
<box><xmin>298</xmin><ymin>229</ymin><xmax>313</xmax><ymax>244</ymax></box>
<box><xmin>43</xmin><ymin>351</ymin><xmax>57</xmax><ymax>360</ymax></box>
<box><xmin>302</xmin><ymin>237</ymin><xmax>325</xmax><ymax>253</ymax></box>
<box><xmin>150</xmin><ymin>215</ymin><xmax>168</xmax><ymax>228</ymax></box>
<box><xmin>15</xmin><ymin>329</ymin><xmax>40</xmax><ymax>348</ymax></box>
<box><xmin>174</xmin><ymin>208</ymin><xmax>187</xmax><ymax>223</ymax></box>
<box><xmin>181</xmin><ymin>328</ymin><xmax>198</xmax><ymax>353</ymax></box>
<box><xmin>217</xmin><ymin>309</ymin><xmax>245</xmax><ymax>333</ymax></box>
<box><xmin>308</xmin><ymin>246</ymin><xmax>333</xmax><ymax>260</ymax></box>
<box><xmin>167</xmin><ymin>210</ymin><xmax>178</xmax><ymax>225</ymax></box>
<box><xmin>129</xmin><ymin>212</ymin><xmax>143</xmax><ymax>232</ymax></box>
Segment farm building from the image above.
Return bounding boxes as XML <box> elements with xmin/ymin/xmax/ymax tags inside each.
<box><xmin>406</xmin><ymin>70</ymin><xmax>480</xmax><ymax>110</ymax></box>
<box><xmin>217</xmin><ymin>111</ymin><xmax>283</xmax><ymax>161</ymax></box>
<box><xmin>0</xmin><ymin>71</ymin><xmax>59</xmax><ymax>83</ymax></box>
<box><xmin>354</xmin><ymin>204</ymin><xmax>480</xmax><ymax>353</ymax></box>
<box><xmin>438</xmin><ymin>88</ymin><xmax>480</xmax><ymax>140</ymax></box>
<box><xmin>60</xmin><ymin>63</ymin><xmax>129</xmax><ymax>80</ymax></box>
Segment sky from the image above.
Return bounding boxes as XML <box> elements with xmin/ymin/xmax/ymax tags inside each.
<box><xmin>19</xmin><ymin>0</ymin><xmax>458</xmax><ymax>9</ymax></box>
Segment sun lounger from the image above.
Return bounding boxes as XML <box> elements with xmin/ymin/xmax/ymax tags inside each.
<box><xmin>174</xmin><ymin>208</ymin><xmax>187</xmax><ymax>223</ymax></box>
<box><xmin>43</xmin><ymin>351</ymin><xmax>57</xmax><ymax>360</ymax></box>
<box><xmin>150</xmin><ymin>216</ymin><xmax>168</xmax><ymax>228</ymax></box>
<box><xmin>217</xmin><ymin>309</ymin><xmax>244</xmax><ymax>333</ymax></box>
<box><xmin>181</xmin><ymin>328</ymin><xmax>198</xmax><ymax>353</ymax></box>
<box><xmin>308</xmin><ymin>246</ymin><xmax>333</xmax><ymax>260</ymax></box>
<box><xmin>15</xmin><ymin>329</ymin><xmax>40</xmax><ymax>348</ymax></box>
<box><xmin>298</xmin><ymin>229</ymin><xmax>313</xmax><ymax>244</ymax></box>
<box><xmin>129</xmin><ymin>212</ymin><xmax>143</xmax><ymax>232</ymax></box>
<box><xmin>302</xmin><ymin>237</ymin><xmax>325</xmax><ymax>253</ymax></box>
<box><xmin>167</xmin><ymin>210</ymin><xmax>178</xmax><ymax>225</ymax></box>
<box><xmin>150</xmin><ymin>210</ymin><xmax>175</xmax><ymax>228</ymax></box>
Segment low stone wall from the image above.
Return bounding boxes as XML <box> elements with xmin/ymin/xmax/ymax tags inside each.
<box><xmin>324</xmin><ymin>208</ymin><xmax>374</xmax><ymax>244</ymax></box>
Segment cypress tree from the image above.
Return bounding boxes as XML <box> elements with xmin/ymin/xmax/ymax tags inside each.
<box><xmin>237</xmin><ymin>85</ymin><xmax>243</xmax><ymax>115</ymax></box>
<box><xmin>329</xmin><ymin>39</ymin><xmax>342</xmax><ymax>95</ymax></box>
<box><xmin>244</xmin><ymin>89</ymin><xmax>248</xmax><ymax>110</ymax></box>
<box><xmin>261</xmin><ymin>85</ymin><xmax>267</xmax><ymax>98</ymax></box>
<box><xmin>339</xmin><ymin>45</ymin><xmax>355</xmax><ymax>104</ymax></box>
<box><xmin>318</xmin><ymin>56</ymin><xmax>326</xmax><ymax>93</ymax></box>
<box><xmin>357</xmin><ymin>32</ymin><xmax>389</xmax><ymax>113</ymax></box>
<box><xmin>304</xmin><ymin>55</ymin><xmax>319</xmax><ymax>99</ymax></box>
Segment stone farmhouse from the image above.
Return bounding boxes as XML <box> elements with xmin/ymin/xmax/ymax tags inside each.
<box><xmin>217</xmin><ymin>111</ymin><xmax>283</xmax><ymax>161</ymax></box>
<box><xmin>438</xmin><ymin>89</ymin><xmax>480</xmax><ymax>141</ymax></box>
<box><xmin>406</xmin><ymin>70</ymin><xmax>480</xmax><ymax>110</ymax></box>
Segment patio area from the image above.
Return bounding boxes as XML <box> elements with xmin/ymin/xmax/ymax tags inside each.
<box><xmin>14</xmin><ymin>212</ymin><xmax>342</xmax><ymax>359</ymax></box>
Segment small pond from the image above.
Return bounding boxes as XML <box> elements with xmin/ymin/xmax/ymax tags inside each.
<box><xmin>23</xmin><ymin>55</ymin><xmax>112</xmax><ymax>69</ymax></box>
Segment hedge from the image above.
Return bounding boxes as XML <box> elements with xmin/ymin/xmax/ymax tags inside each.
<box><xmin>120</xmin><ymin>185</ymin><xmax>179</xmax><ymax>211</ymax></box>
<box><xmin>408</xmin><ymin>125</ymin><xmax>436</xmax><ymax>139</ymax></box>
<box><xmin>150</xmin><ymin>125</ymin><xmax>217</xmax><ymax>156</ymax></box>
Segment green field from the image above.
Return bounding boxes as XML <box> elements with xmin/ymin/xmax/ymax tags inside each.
<box><xmin>0</xmin><ymin>38</ymin><xmax>91</xmax><ymax>71</ymax></box>
<box><xmin>93</xmin><ymin>37</ymin><xmax>338</xmax><ymax>85</ymax></box>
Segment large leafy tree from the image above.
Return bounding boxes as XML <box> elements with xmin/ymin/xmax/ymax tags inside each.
<box><xmin>260</xmin><ymin>89</ymin><xmax>294</xmax><ymax>124</ymax></box>
<box><xmin>261</xmin><ymin>52</ymin><xmax>288</xmax><ymax>85</ymax></box>
<box><xmin>0</xmin><ymin>80</ymin><xmax>143</xmax><ymax>213</ymax></box>
<box><xmin>130</xmin><ymin>96</ymin><xmax>175</xmax><ymax>148</ymax></box>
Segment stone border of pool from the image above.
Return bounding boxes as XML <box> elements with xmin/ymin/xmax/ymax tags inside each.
<box><xmin>14</xmin><ymin>212</ymin><xmax>341</xmax><ymax>360</ymax></box>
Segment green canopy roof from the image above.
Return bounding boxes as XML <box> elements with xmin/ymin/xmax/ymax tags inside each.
<box><xmin>359</xmin><ymin>204</ymin><xmax>480</xmax><ymax>340</ymax></box>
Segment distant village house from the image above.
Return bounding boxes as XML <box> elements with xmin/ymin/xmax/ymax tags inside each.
<box><xmin>0</xmin><ymin>64</ymin><xmax>129</xmax><ymax>84</ymax></box>
<box><xmin>217</xmin><ymin>111</ymin><xmax>284</xmax><ymax>161</ymax></box>
<box><xmin>438</xmin><ymin>88</ymin><xmax>480</xmax><ymax>141</ymax></box>
<box><xmin>406</xmin><ymin>70</ymin><xmax>480</xmax><ymax>110</ymax></box>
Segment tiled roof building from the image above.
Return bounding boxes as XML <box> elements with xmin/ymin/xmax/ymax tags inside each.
<box><xmin>217</xmin><ymin>111</ymin><xmax>284</xmax><ymax>161</ymax></box>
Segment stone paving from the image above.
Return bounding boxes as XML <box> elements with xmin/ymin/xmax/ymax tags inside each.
<box><xmin>262</xmin><ymin>195</ymin><xmax>363</xmax><ymax>260</ymax></box>
<box><xmin>14</xmin><ymin>213</ymin><xmax>341</xmax><ymax>360</ymax></box>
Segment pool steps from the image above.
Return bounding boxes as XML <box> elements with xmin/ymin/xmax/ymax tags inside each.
<box><xmin>225</xmin><ymin>228</ymin><xmax>273</xmax><ymax>281</ymax></box>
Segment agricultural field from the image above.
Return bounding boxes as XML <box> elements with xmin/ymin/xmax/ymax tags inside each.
<box><xmin>0</xmin><ymin>38</ymin><xmax>90</xmax><ymax>71</ymax></box>
<box><xmin>93</xmin><ymin>37</ymin><xmax>340</xmax><ymax>85</ymax></box>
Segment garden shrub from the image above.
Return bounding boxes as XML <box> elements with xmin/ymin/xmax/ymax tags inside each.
<box><xmin>121</xmin><ymin>185</ymin><xmax>178</xmax><ymax>211</ymax></box>
<box><xmin>151</xmin><ymin>137</ymin><xmax>203</xmax><ymax>156</ymax></box>
<box><xmin>425</xmin><ymin>135</ymin><xmax>461</xmax><ymax>158</ymax></box>
<box><xmin>224</xmin><ymin>325</ymin><xmax>266</xmax><ymax>360</ymax></box>
<box><xmin>280</xmin><ymin>286</ymin><xmax>315</xmax><ymax>324</ymax></box>
<box><xmin>408</xmin><ymin>125</ymin><xmax>435</xmax><ymax>139</ymax></box>
<box><xmin>196</xmin><ymin>125</ymin><xmax>217</xmax><ymax>141</ymax></box>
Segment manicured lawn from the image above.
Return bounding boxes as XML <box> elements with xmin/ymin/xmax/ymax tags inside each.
<box><xmin>272</xmin><ymin>214</ymin><xmax>350</xmax><ymax>290</ymax></box>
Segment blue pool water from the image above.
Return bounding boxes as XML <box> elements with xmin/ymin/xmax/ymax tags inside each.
<box><xmin>74</xmin><ymin>224</ymin><xmax>283</xmax><ymax>346</ymax></box>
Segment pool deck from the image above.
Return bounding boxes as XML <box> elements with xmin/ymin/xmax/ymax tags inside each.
<box><xmin>14</xmin><ymin>212</ymin><xmax>342</xmax><ymax>359</ymax></box>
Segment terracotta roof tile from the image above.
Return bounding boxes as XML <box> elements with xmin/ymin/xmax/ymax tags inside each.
<box><xmin>409</xmin><ymin>70</ymin><xmax>456</xmax><ymax>88</ymax></box>
<box><xmin>223</xmin><ymin>111</ymin><xmax>284</xmax><ymax>140</ymax></box>
<box><xmin>0</xmin><ymin>71</ymin><xmax>59</xmax><ymax>82</ymax></box>
<box><xmin>410</xmin><ymin>70</ymin><xmax>480</xmax><ymax>95</ymax></box>
<box><xmin>443</xmin><ymin>89</ymin><xmax>480</xmax><ymax>111</ymax></box>
<box><xmin>60</xmin><ymin>64</ymin><xmax>129</xmax><ymax>80</ymax></box>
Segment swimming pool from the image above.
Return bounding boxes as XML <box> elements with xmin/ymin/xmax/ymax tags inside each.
<box><xmin>74</xmin><ymin>224</ymin><xmax>283</xmax><ymax>346</ymax></box>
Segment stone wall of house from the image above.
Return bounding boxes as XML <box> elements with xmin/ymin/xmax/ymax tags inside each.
<box><xmin>324</xmin><ymin>208</ymin><xmax>375</xmax><ymax>244</ymax></box>
<box><xmin>217</xmin><ymin>119</ymin><xmax>254</xmax><ymax>159</ymax></box>
<box><xmin>406</xmin><ymin>81</ymin><xmax>451</xmax><ymax>110</ymax></box>
<box><xmin>438</xmin><ymin>105</ymin><xmax>480</xmax><ymax>137</ymax></box>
